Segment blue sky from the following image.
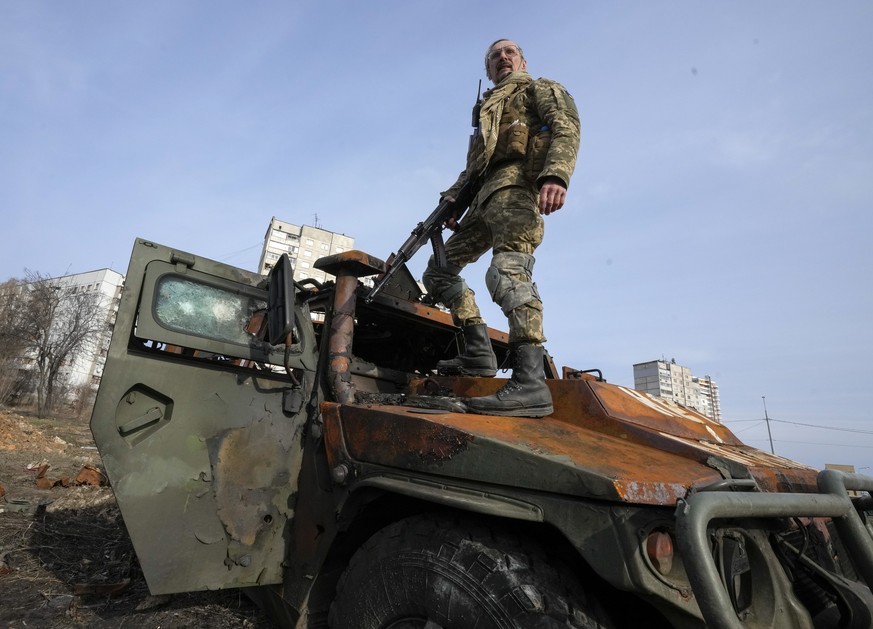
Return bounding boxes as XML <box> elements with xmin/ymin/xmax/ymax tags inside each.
<box><xmin>2</xmin><ymin>1</ymin><xmax>872</xmax><ymax>470</ymax></box>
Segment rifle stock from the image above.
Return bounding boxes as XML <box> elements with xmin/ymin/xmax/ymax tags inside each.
<box><xmin>365</xmin><ymin>180</ymin><xmax>475</xmax><ymax>303</ymax></box>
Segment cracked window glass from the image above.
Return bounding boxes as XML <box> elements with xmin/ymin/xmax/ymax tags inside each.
<box><xmin>154</xmin><ymin>276</ymin><xmax>265</xmax><ymax>345</ymax></box>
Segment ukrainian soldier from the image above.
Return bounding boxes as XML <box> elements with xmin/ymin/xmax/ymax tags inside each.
<box><xmin>422</xmin><ymin>38</ymin><xmax>581</xmax><ymax>418</ymax></box>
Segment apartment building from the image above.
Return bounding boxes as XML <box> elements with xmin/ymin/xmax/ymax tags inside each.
<box><xmin>632</xmin><ymin>358</ymin><xmax>721</xmax><ymax>422</ymax></box>
<box><xmin>694</xmin><ymin>374</ymin><xmax>722</xmax><ymax>422</ymax></box>
<box><xmin>54</xmin><ymin>269</ymin><xmax>125</xmax><ymax>394</ymax></box>
<box><xmin>257</xmin><ymin>217</ymin><xmax>355</xmax><ymax>283</ymax></box>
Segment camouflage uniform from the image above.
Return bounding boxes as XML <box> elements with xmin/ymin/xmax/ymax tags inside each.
<box><xmin>423</xmin><ymin>71</ymin><xmax>580</xmax><ymax>344</ymax></box>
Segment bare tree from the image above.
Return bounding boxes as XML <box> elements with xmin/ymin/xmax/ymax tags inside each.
<box><xmin>0</xmin><ymin>279</ymin><xmax>30</xmax><ymax>405</ymax></box>
<box><xmin>14</xmin><ymin>271</ymin><xmax>108</xmax><ymax>417</ymax></box>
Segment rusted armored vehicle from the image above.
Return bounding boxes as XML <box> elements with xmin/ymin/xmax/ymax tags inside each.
<box><xmin>91</xmin><ymin>238</ymin><xmax>873</xmax><ymax>628</ymax></box>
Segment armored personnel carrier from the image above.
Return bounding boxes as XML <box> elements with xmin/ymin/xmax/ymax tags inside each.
<box><xmin>90</xmin><ymin>238</ymin><xmax>873</xmax><ymax>628</ymax></box>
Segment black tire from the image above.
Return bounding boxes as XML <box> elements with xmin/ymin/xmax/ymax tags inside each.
<box><xmin>328</xmin><ymin>514</ymin><xmax>614</xmax><ymax>629</ymax></box>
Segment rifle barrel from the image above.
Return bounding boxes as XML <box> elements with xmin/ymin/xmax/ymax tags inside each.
<box><xmin>364</xmin><ymin>179</ymin><xmax>475</xmax><ymax>304</ymax></box>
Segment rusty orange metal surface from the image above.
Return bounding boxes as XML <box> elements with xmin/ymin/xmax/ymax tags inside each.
<box><xmin>328</xmin><ymin>376</ymin><xmax>820</xmax><ymax>505</ymax></box>
<box><xmin>313</xmin><ymin>250</ymin><xmax>387</xmax><ymax>278</ymax></box>
<box><xmin>329</xmin><ymin>400</ymin><xmax>718</xmax><ymax>504</ymax></box>
<box><xmin>321</xmin><ymin>402</ymin><xmax>344</xmax><ymax>473</ymax></box>
<box><xmin>311</xmin><ymin>249</ymin><xmax>819</xmax><ymax>505</ymax></box>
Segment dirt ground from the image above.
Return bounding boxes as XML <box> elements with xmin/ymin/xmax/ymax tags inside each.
<box><xmin>0</xmin><ymin>408</ymin><xmax>274</xmax><ymax>628</ymax></box>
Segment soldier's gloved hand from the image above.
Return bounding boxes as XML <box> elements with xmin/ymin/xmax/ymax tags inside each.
<box><xmin>441</xmin><ymin>195</ymin><xmax>460</xmax><ymax>230</ymax></box>
<box><xmin>538</xmin><ymin>178</ymin><xmax>567</xmax><ymax>215</ymax></box>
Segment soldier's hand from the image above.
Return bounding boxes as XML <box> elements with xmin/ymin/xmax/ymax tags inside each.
<box><xmin>538</xmin><ymin>179</ymin><xmax>567</xmax><ymax>215</ymax></box>
<box><xmin>442</xmin><ymin>195</ymin><xmax>460</xmax><ymax>230</ymax></box>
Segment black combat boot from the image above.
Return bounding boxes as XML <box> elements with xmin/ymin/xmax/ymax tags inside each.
<box><xmin>436</xmin><ymin>324</ymin><xmax>498</xmax><ymax>377</ymax></box>
<box><xmin>466</xmin><ymin>343</ymin><xmax>553</xmax><ymax>417</ymax></box>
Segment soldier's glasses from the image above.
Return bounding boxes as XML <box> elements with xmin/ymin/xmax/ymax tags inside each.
<box><xmin>487</xmin><ymin>45</ymin><xmax>520</xmax><ymax>62</ymax></box>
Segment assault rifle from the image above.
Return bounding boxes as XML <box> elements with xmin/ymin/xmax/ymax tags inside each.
<box><xmin>366</xmin><ymin>82</ymin><xmax>483</xmax><ymax>304</ymax></box>
<box><xmin>365</xmin><ymin>179</ymin><xmax>476</xmax><ymax>304</ymax></box>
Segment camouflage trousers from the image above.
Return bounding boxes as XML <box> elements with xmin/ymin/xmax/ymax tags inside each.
<box><xmin>422</xmin><ymin>187</ymin><xmax>546</xmax><ymax>344</ymax></box>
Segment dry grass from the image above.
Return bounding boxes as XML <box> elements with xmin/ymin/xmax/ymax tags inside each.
<box><xmin>0</xmin><ymin>409</ymin><xmax>273</xmax><ymax>628</ymax></box>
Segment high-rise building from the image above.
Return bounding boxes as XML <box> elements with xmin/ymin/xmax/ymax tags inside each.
<box><xmin>59</xmin><ymin>269</ymin><xmax>125</xmax><ymax>395</ymax></box>
<box><xmin>258</xmin><ymin>217</ymin><xmax>355</xmax><ymax>283</ymax></box>
<box><xmin>632</xmin><ymin>358</ymin><xmax>721</xmax><ymax>422</ymax></box>
<box><xmin>693</xmin><ymin>375</ymin><xmax>722</xmax><ymax>422</ymax></box>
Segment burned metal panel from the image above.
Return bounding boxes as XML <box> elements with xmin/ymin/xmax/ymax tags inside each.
<box><xmin>208</xmin><ymin>413</ymin><xmax>302</xmax><ymax>566</ymax></box>
<box><xmin>414</xmin><ymin>375</ymin><xmax>733</xmax><ymax>448</ymax></box>
<box><xmin>588</xmin><ymin>382</ymin><xmax>741</xmax><ymax>445</ymax></box>
<box><xmin>336</xmin><ymin>402</ymin><xmax>722</xmax><ymax>505</ymax></box>
<box><xmin>581</xmin><ymin>381</ymin><xmax>819</xmax><ymax>492</ymax></box>
<box><xmin>409</xmin><ymin>375</ymin><xmax>516</xmax><ymax>399</ymax></box>
<box><xmin>357</xmin><ymin>375</ymin><xmax>824</xmax><ymax>503</ymax></box>
<box><xmin>97</xmin><ymin>365</ymin><xmax>306</xmax><ymax>595</ymax></box>
<box><xmin>658</xmin><ymin>432</ymin><xmax>818</xmax><ymax>492</ymax></box>
<box><xmin>313</xmin><ymin>250</ymin><xmax>386</xmax><ymax>278</ymax></box>
<box><xmin>549</xmin><ymin>379</ymin><xmax>820</xmax><ymax>492</ymax></box>
<box><xmin>321</xmin><ymin>402</ymin><xmax>345</xmax><ymax>472</ymax></box>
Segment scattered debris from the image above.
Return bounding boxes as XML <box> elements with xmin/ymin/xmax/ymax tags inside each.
<box><xmin>75</xmin><ymin>464</ymin><xmax>108</xmax><ymax>486</ymax></box>
<box><xmin>71</xmin><ymin>578</ymin><xmax>131</xmax><ymax>597</ymax></box>
<box><xmin>0</xmin><ymin>498</ymin><xmax>41</xmax><ymax>515</ymax></box>
<box><xmin>28</xmin><ymin>461</ymin><xmax>107</xmax><ymax>490</ymax></box>
<box><xmin>0</xmin><ymin>408</ymin><xmax>269</xmax><ymax>626</ymax></box>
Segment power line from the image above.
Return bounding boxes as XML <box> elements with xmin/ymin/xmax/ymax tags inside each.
<box><xmin>725</xmin><ymin>415</ymin><xmax>873</xmax><ymax>459</ymax></box>
<box><xmin>724</xmin><ymin>417</ymin><xmax>873</xmax><ymax>436</ymax></box>
<box><xmin>770</xmin><ymin>418</ymin><xmax>873</xmax><ymax>436</ymax></box>
<box><xmin>744</xmin><ymin>438</ymin><xmax>873</xmax><ymax>450</ymax></box>
<box><xmin>731</xmin><ymin>421</ymin><xmax>765</xmax><ymax>435</ymax></box>
<box><xmin>218</xmin><ymin>242</ymin><xmax>263</xmax><ymax>262</ymax></box>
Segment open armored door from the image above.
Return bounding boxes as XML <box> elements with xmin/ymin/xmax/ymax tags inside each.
<box><xmin>90</xmin><ymin>239</ymin><xmax>316</xmax><ymax>595</ymax></box>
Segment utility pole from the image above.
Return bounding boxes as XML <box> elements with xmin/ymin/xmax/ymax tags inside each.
<box><xmin>762</xmin><ymin>396</ymin><xmax>775</xmax><ymax>454</ymax></box>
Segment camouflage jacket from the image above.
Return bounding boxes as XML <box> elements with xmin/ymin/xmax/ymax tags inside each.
<box><xmin>444</xmin><ymin>71</ymin><xmax>581</xmax><ymax>209</ymax></box>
